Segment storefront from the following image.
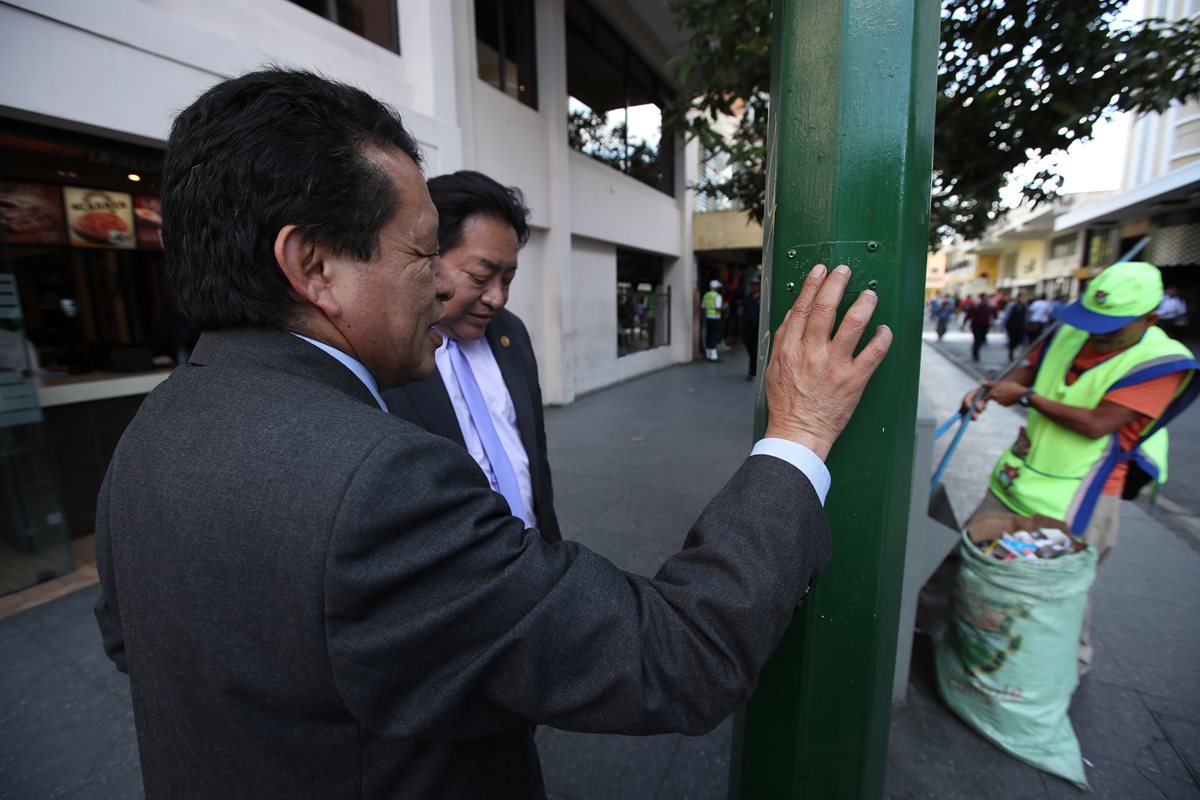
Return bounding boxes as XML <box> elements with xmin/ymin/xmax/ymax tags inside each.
<box><xmin>1</xmin><ymin>118</ymin><xmax>174</xmax><ymax>593</ymax></box>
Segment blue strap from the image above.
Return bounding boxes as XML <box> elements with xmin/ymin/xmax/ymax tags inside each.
<box><xmin>1068</xmin><ymin>435</ymin><xmax>1122</xmax><ymax>534</ymax></box>
<box><xmin>934</xmin><ymin>411</ymin><xmax>964</xmax><ymax>440</ymax></box>
<box><xmin>1108</xmin><ymin>358</ymin><xmax>1200</xmax><ymax>391</ymax></box>
<box><xmin>1067</xmin><ymin>367</ymin><xmax>1200</xmax><ymax>531</ymax></box>
<box><xmin>930</xmin><ymin>410</ymin><xmax>971</xmax><ymax>497</ymax></box>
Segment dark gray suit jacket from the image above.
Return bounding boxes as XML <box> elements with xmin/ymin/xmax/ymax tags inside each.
<box><xmin>383</xmin><ymin>309</ymin><xmax>560</xmax><ymax>543</ymax></box>
<box><xmin>94</xmin><ymin>326</ymin><xmax>831</xmax><ymax>799</ymax></box>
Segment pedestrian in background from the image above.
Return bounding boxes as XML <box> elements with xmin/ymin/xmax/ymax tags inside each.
<box><xmin>935</xmin><ymin>296</ymin><xmax>954</xmax><ymax>340</ymax></box>
<box><xmin>1001</xmin><ymin>294</ymin><xmax>1027</xmax><ymax>361</ymax></box>
<box><xmin>743</xmin><ymin>277</ymin><xmax>762</xmax><ymax>380</ymax></box>
<box><xmin>1050</xmin><ymin>292</ymin><xmax>1067</xmax><ymax>322</ymax></box>
<box><xmin>969</xmin><ymin>292</ymin><xmax>995</xmax><ymax>361</ymax></box>
<box><xmin>1158</xmin><ymin>286</ymin><xmax>1189</xmax><ymax>338</ymax></box>
<box><xmin>1026</xmin><ymin>293</ymin><xmax>1052</xmax><ymax>342</ymax></box>
<box><xmin>959</xmin><ymin>294</ymin><xmax>975</xmax><ymax>331</ymax></box>
<box><xmin>701</xmin><ymin>279</ymin><xmax>723</xmax><ymax>361</ymax></box>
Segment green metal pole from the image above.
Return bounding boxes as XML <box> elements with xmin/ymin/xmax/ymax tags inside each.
<box><xmin>731</xmin><ymin>0</ymin><xmax>939</xmax><ymax>797</ymax></box>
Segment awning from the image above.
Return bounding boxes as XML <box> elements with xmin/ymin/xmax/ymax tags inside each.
<box><xmin>1054</xmin><ymin>162</ymin><xmax>1200</xmax><ymax>231</ymax></box>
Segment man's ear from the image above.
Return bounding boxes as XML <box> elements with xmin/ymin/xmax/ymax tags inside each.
<box><xmin>274</xmin><ymin>225</ymin><xmax>341</xmax><ymax>319</ymax></box>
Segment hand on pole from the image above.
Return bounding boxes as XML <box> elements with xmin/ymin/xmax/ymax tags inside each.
<box><xmin>763</xmin><ymin>263</ymin><xmax>892</xmax><ymax>460</ymax></box>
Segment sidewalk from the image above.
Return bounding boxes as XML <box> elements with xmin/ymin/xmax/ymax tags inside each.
<box><xmin>2</xmin><ymin>344</ymin><xmax>1198</xmax><ymax>799</ymax></box>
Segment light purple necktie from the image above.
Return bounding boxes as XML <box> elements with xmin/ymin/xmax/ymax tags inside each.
<box><xmin>446</xmin><ymin>339</ymin><xmax>529</xmax><ymax>524</ymax></box>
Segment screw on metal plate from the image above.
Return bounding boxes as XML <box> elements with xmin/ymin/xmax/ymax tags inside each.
<box><xmin>782</xmin><ymin>240</ymin><xmax>885</xmax><ymax>295</ymax></box>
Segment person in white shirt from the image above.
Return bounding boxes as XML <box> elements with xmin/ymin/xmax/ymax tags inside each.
<box><xmin>1025</xmin><ymin>293</ymin><xmax>1052</xmax><ymax>343</ymax></box>
<box><xmin>383</xmin><ymin>171</ymin><xmax>561</xmax><ymax>541</ymax></box>
<box><xmin>1158</xmin><ymin>287</ymin><xmax>1188</xmax><ymax>337</ymax></box>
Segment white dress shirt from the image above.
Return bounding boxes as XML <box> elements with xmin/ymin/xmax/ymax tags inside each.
<box><xmin>436</xmin><ymin>337</ymin><xmax>538</xmax><ymax>529</ymax></box>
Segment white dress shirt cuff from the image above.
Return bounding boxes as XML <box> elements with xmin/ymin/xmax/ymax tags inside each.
<box><xmin>751</xmin><ymin>438</ymin><xmax>831</xmax><ymax>505</ymax></box>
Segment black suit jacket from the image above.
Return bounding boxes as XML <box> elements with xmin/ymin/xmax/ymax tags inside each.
<box><xmin>383</xmin><ymin>309</ymin><xmax>560</xmax><ymax>542</ymax></box>
<box><xmin>93</xmin><ymin>326</ymin><xmax>831</xmax><ymax>799</ymax></box>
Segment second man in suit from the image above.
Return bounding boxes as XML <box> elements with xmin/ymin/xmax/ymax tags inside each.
<box><xmin>384</xmin><ymin>171</ymin><xmax>560</xmax><ymax>542</ymax></box>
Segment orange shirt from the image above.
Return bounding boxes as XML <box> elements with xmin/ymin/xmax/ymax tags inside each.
<box><xmin>1030</xmin><ymin>342</ymin><xmax>1184</xmax><ymax>494</ymax></box>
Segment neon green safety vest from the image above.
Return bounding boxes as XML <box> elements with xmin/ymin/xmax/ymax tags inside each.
<box><xmin>989</xmin><ymin>324</ymin><xmax>1197</xmax><ymax>534</ymax></box>
<box><xmin>702</xmin><ymin>291</ymin><xmax>721</xmax><ymax>319</ymax></box>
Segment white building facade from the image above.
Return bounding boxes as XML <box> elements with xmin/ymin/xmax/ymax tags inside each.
<box><xmin>0</xmin><ymin>0</ymin><xmax>697</xmax><ymax>407</ymax></box>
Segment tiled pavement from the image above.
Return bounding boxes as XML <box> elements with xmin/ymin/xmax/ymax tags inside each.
<box><xmin>2</xmin><ymin>335</ymin><xmax>1198</xmax><ymax>799</ymax></box>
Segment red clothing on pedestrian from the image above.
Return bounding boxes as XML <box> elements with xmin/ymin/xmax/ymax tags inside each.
<box><xmin>970</xmin><ymin>301</ymin><xmax>995</xmax><ymax>329</ymax></box>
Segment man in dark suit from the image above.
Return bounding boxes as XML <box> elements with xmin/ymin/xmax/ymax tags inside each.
<box><xmin>384</xmin><ymin>171</ymin><xmax>559</xmax><ymax>542</ymax></box>
<box><xmin>93</xmin><ymin>68</ymin><xmax>892</xmax><ymax>799</ymax></box>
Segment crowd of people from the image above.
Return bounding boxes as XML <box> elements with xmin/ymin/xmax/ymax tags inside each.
<box><xmin>928</xmin><ymin>286</ymin><xmax>1190</xmax><ymax>363</ymax></box>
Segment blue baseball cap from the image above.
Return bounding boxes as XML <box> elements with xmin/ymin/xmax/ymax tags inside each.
<box><xmin>1057</xmin><ymin>261</ymin><xmax>1163</xmax><ymax>334</ymax></box>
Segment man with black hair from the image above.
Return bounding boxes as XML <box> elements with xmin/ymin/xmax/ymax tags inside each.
<box><xmin>384</xmin><ymin>171</ymin><xmax>559</xmax><ymax>542</ymax></box>
<box><xmin>93</xmin><ymin>68</ymin><xmax>892</xmax><ymax>799</ymax></box>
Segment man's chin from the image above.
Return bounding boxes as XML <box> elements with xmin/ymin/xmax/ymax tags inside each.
<box><xmin>454</xmin><ymin>324</ymin><xmax>488</xmax><ymax>341</ymax></box>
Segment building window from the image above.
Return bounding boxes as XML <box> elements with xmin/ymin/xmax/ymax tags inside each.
<box><xmin>1085</xmin><ymin>229</ymin><xmax>1115</xmax><ymax>266</ymax></box>
<box><xmin>566</xmin><ymin>0</ymin><xmax>675</xmax><ymax>195</ymax></box>
<box><xmin>696</xmin><ymin>147</ymin><xmax>738</xmax><ymax>212</ymax></box>
<box><xmin>617</xmin><ymin>248</ymin><xmax>670</xmax><ymax>356</ymax></box>
<box><xmin>287</xmin><ymin>0</ymin><xmax>398</xmax><ymax>52</ymax></box>
<box><xmin>475</xmin><ymin>0</ymin><xmax>538</xmax><ymax>109</ymax></box>
<box><xmin>0</xmin><ymin>119</ymin><xmax>182</xmax><ymax>377</ymax></box>
<box><xmin>1050</xmin><ymin>234</ymin><xmax>1077</xmax><ymax>260</ymax></box>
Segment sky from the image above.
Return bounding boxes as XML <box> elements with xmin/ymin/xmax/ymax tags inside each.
<box><xmin>999</xmin><ymin>0</ymin><xmax>1145</xmax><ymax>208</ymax></box>
<box><xmin>1000</xmin><ymin>112</ymin><xmax>1132</xmax><ymax>208</ymax></box>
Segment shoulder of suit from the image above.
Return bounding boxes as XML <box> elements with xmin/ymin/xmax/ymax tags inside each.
<box><xmin>494</xmin><ymin>308</ymin><xmax>528</xmax><ymax>334</ymax></box>
<box><xmin>490</xmin><ymin>309</ymin><xmax>533</xmax><ymax>347</ymax></box>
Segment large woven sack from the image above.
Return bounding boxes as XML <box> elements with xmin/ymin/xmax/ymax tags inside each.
<box><xmin>935</xmin><ymin>513</ymin><xmax>1097</xmax><ymax>788</ymax></box>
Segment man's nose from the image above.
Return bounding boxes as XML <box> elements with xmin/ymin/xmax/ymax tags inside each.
<box><xmin>434</xmin><ymin>257</ymin><xmax>454</xmax><ymax>302</ymax></box>
<box><xmin>482</xmin><ymin>280</ymin><xmax>504</xmax><ymax>308</ymax></box>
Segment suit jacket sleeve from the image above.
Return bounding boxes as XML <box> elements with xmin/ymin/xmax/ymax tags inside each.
<box><xmin>324</xmin><ymin>432</ymin><xmax>829</xmax><ymax>740</ymax></box>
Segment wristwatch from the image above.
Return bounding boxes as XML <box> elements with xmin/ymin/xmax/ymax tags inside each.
<box><xmin>1018</xmin><ymin>389</ymin><xmax>1034</xmax><ymax>408</ymax></box>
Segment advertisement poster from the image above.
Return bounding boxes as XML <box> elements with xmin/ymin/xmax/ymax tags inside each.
<box><xmin>0</xmin><ymin>182</ymin><xmax>66</xmax><ymax>246</ymax></box>
<box><xmin>133</xmin><ymin>195</ymin><xmax>163</xmax><ymax>250</ymax></box>
<box><xmin>63</xmin><ymin>187</ymin><xmax>135</xmax><ymax>249</ymax></box>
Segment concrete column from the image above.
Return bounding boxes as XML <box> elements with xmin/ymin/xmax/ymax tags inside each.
<box><xmin>396</xmin><ymin>0</ymin><xmax>458</xmax><ymax>125</ymax></box>
<box><xmin>534</xmin><ymin>0</ymin><xmax>575</xmax><ymax>405</ymax></box>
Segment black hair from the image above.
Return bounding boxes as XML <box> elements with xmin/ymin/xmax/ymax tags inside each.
<box><xmin>162</xmin><ymin>67</ymin><xmax>423</xmax><ymax>330</ymax></box>
<box><xmin>425</xmin><ymin>170</ymin><xmax>531</xmax><ymax>253</ymax></box>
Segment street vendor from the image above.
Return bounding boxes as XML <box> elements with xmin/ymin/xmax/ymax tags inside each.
<box><xmin>964</xmin><ymin>261</ymin><xmax>1199</xmax><ymax>675</ymax></box>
